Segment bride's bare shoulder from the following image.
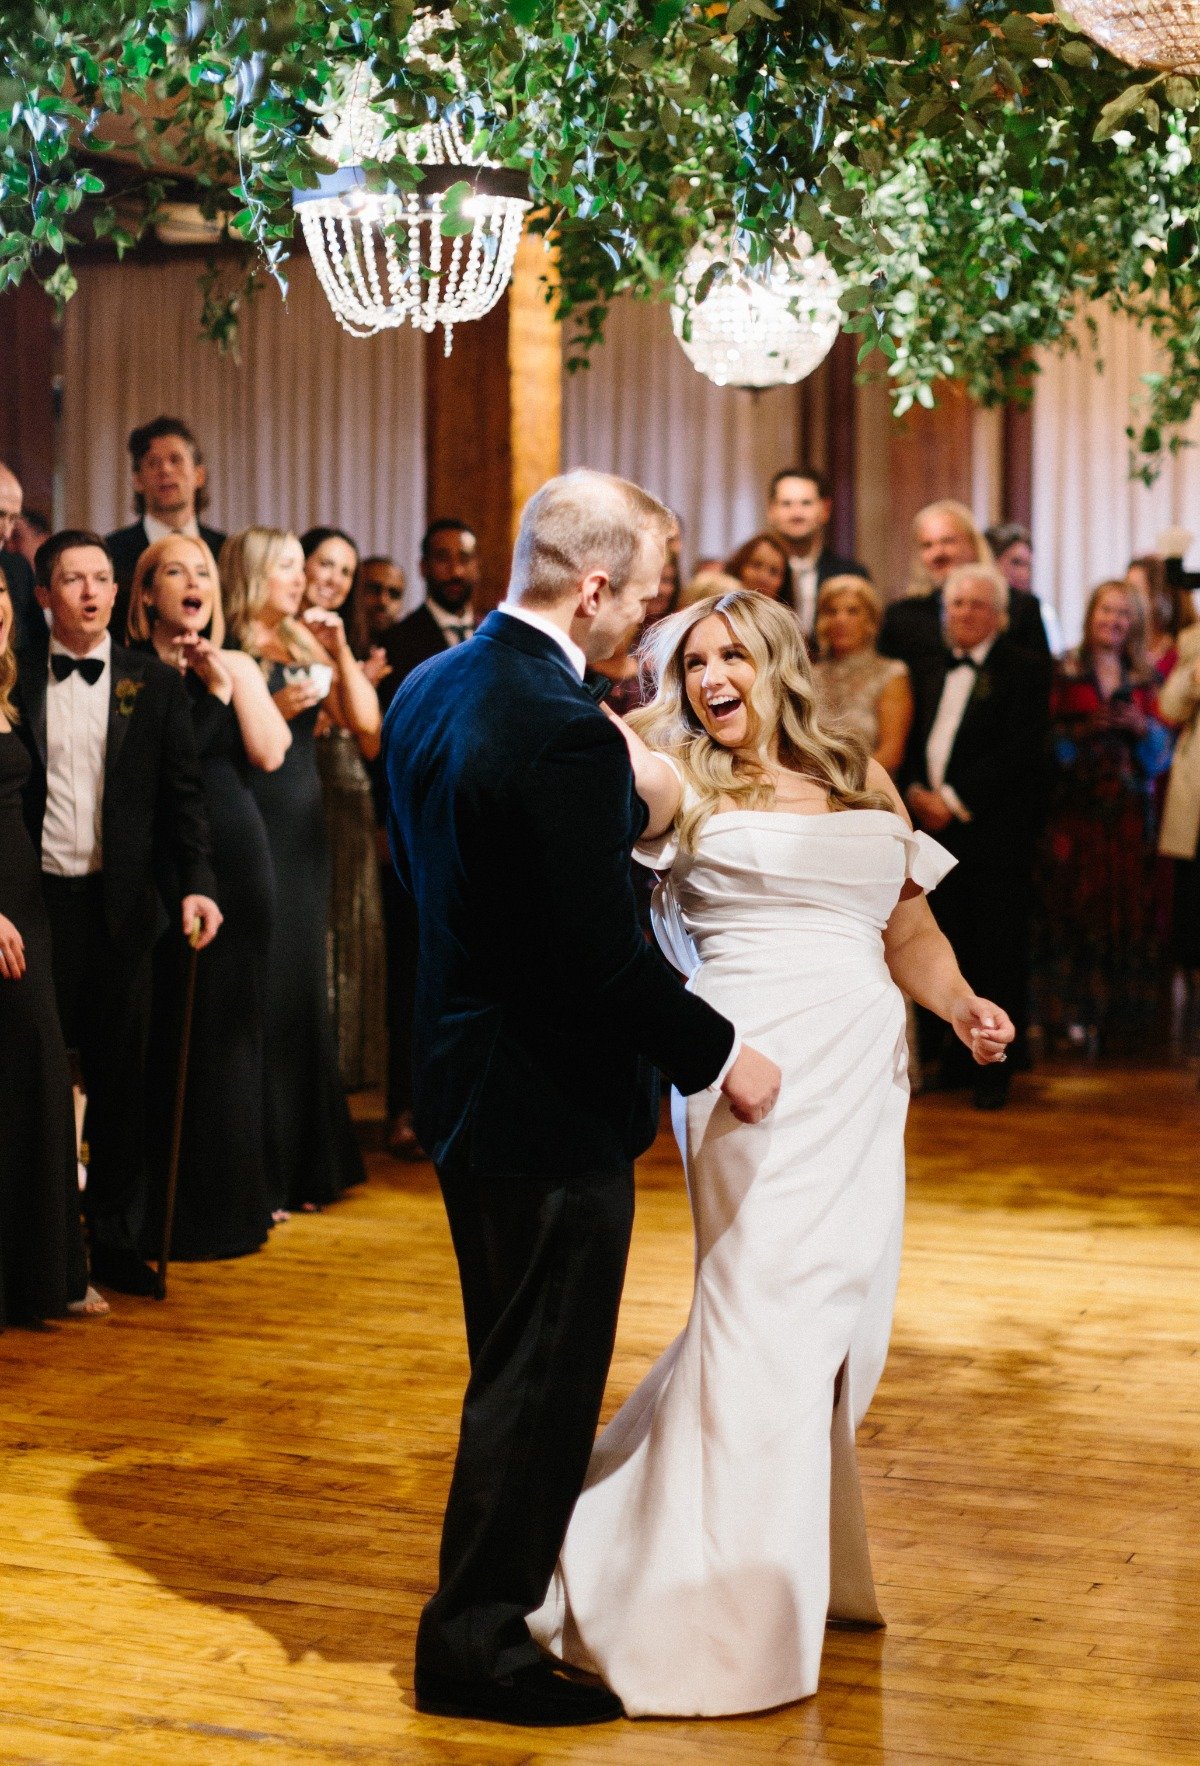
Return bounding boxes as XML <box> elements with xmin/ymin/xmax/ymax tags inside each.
<box><xmin>866</xmin><ymin>759</ymin><xmax>910</xmax><ymax>824</ymax></box>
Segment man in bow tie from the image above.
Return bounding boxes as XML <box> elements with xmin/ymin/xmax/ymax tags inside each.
<box><xmin>901</xmin><ymin>564</ymin><xmax>1051</xmax><ymax>1107</ymax></box>
<box><xmin>17</xmin><ymin>530</ymin><xmax>221</xmax><ymax>1294</ymax></box>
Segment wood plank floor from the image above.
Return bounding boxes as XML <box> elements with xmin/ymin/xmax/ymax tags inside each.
<box><xmin>2</xmin><ymin>1064</ymin><xmax>1199</xmax><ymax>1765</ymax></box>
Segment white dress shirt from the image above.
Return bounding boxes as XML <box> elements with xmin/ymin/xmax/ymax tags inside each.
<box><xmin>428</xmin><ymin>598</ymin><xmax>476</xmax><ymax>646</ymax></box>
<box><xmin>42</xmin><ymin>632</ymin><xmax>112</xmax><ymax>876</ymax></box>
<box><xmin>143</xmin><ymin>512</ymin><xmax>199</xmax><ymax>544</ymax></box>
<box><xmin>498</xmin><ymin>602</ymin><xmax>587</xmax><ymax>680</ymax></box>
<box><xmin>924</xmin><ymin>636</ymin><xmax>995</xmax><ymax>823</ymax></box>
<box><xmin>789</xmin><ymin>555</ymin><xmax>819</xmax><ymax>636</ymax></box>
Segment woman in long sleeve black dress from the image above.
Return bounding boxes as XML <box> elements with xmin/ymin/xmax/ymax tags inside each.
<box><xmin>0</xmin><ymin>584</ymin><xmax>104</xmax><ymax>1323</ymax></box>
<box><xmin>221</xmin><ymin>528</ymin><xmax>375</xmax><ymax>1214</ymax></box>
<box><xmin>126</xmin><ymin>535</ymin><xmax>290</xmax><ymax>1261</ymax></box>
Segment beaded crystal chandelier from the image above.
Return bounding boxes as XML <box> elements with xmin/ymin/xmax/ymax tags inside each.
<box><xmin>293</xmin><ymin>30</ymin><xmax>530</xmax><ymax>348</ymax></box>
<box><xmin>1068</xmin><ymin>2</ymin><xmax>1200</xmax><ymax>73</ymax></box>
<box><xmin>671</xmin><ymin>231</ymin><xmax>843</xmax><ymax>389</ymax></box>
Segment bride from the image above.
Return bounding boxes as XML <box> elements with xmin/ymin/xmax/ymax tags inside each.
<box><xmin>530</xmin><ymin>588</ymin><xmax>1013</xmax><ymax>1717</ymax></box>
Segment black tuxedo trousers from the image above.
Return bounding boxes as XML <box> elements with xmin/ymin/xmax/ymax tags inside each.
<box><xmin>417</xmin><ymin>1156</ymin><xmax>635</xmax><ymax>1683</ymax></box>
<box><xmin>42</xmin><ymin>874</ymin><xmax>154</xmax><ymax>1253</ymax></box>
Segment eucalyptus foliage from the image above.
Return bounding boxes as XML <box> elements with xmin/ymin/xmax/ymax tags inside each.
<box><xmin>3</xmin><ymin>1</ymin><xmax>1200</xmax><ymax>470</ymax></box>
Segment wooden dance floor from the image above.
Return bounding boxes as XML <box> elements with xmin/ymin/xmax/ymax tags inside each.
<box><xmin>2</xmin><ymin>1065</ymin><xmax>1199</xmax><ymax>1764</ymax></box>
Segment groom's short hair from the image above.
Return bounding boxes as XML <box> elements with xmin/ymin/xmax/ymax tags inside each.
<box><xmin>509</xmin><ymin>470</ymin><xmax>674</xmax><ymax>609</ymax></box>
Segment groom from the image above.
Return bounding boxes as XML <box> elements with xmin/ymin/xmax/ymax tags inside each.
<box><xmin>384</xmin><ymin>470</ymin><xmax>780</xmax><ymax>1726</ymax></box>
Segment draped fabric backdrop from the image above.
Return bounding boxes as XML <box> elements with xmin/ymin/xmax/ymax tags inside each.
<box><xmin>1032</xmin><ymin>303</ymin><xmax>1200</xmax><ymax>647</ymax></box>
<box><xmin>561</xmin><ymin>294</ymin><xmax>797</xmax><ymax>570</ymax></box>
<box><xmin>61</xmin><ymin>257</ymin><xmax>426</xmax><ymax>610</ymax></box>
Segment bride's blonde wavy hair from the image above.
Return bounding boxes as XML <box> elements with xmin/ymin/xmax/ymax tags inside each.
<box><xmin>628</xmin><ymin>589</ymin><xmax>892</xmax><ymax>852</ymax></box>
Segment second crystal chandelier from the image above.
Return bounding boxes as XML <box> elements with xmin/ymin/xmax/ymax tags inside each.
<box><xmin>672</xmin><ymin>230</ymin><xmax>843</xmax><ymax>389</ymax></box>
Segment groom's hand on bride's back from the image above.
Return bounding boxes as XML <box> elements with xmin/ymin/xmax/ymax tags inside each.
<box><xmin>721</xmin><ymin>1045</ymin><xmax>782</xmax><ymax>1124</ymax></box>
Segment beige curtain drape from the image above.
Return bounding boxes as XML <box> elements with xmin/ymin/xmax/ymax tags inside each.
<box><xmin>561</xmin><ymin>294</ymin><xmax>798</xmax><ymax>571</ymax></box>
<box><xmin>60</xmin><ymin>257</ymin><xmax>426</xmax><ymax>603</ymax></box>
<box><xmin>1032</xmin><ymin>303</ymin><xmax>1200</xmax><ymax>646</ymax></box>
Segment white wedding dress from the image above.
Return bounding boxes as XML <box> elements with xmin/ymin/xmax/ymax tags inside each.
<box><xmin>529</xmin><ymin>805</ymin><xmax>955</xmax><ymax>1717</ymax></box>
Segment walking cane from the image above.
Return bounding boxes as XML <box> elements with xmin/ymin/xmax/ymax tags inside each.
<box><xmin>156</xmin><ymin>937</ymin><xmax>200</xmax><ymax>1301</ymax></box>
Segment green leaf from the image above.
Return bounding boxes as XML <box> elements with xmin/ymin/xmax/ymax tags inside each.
<box><xmin>1094</xmin><ymin>83</ymin><xmax>1153</xmax><ymax>143</ymax></box>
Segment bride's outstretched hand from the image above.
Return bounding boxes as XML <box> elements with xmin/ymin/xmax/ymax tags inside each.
<box><xmin>950</xmin><ymin>996</ymin><xmax>1015</xmax><ymax>1065</ymax></box>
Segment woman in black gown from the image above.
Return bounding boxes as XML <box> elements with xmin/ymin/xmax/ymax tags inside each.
<box><xmin>0</xmin><ymin>584</ymin><xmax>100</xmax><ymax>1324</ymax></box>
<box><xmin>126</xmin><ymin>535</ymin><xmax>290</xmax><ymax>1261</ymax></box>
<box><xmin>221</xmin><ymin>528</ymin><xmax>379</xmax><ymax>1213</ymax></box>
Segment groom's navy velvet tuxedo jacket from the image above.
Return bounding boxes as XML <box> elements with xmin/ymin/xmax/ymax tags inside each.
<box><xmin>383</xmin><ymin>609</ymin><xmax>734</xmax><ymax>1179</ymax></box>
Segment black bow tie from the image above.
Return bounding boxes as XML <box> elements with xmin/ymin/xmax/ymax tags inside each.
<box><xmin>946</xmin><ymin>650</ymin><xmax>980</xmax><ymax>671</ymax></box>
<box><xmin>51</xmin><ymin>653</ymin><xmax>105</xmax><ymax>685</ymax></box>
<box><xmin>583</xmin><ymin>670</ymin><xmax>614</xmax><ymax>705</ymax></box>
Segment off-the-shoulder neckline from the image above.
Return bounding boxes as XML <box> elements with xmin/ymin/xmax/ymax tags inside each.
<box><xmin>702</xmin><ymin>807</ymin><xmax>914</xmax><ymax>828</ymax></box>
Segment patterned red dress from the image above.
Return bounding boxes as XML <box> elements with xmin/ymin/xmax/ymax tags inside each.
<box><xmin>1040</xmin><ymin>658</ymin><xmax>1164</xmax><ymax>1039</ymax></box>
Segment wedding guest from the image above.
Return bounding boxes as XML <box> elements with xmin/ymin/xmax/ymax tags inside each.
<box><xmin>1126</xmin><ymin>554</ymin><xmax>1196</xmax><ymax>683</ymax></box>
<box><xmin>812</xmin><ymin>574</ymin><xmax>913</xmax><ymax>775</ymax></box>
<box><xmin>0</xmin><ymin>461</ymin><xmax>47</xmax><ymax>669</ymax></box>
<box><xmin>986</xmin><ymin>520</ymin><xmax>1064</xmax><ymax>655</ymax></box>
<box><xmin>882</xmin><ymin>501</ymin><xmax>1049</xmax><ymax>670</ymax></box>
<box><xmin>18</xmin><ymin>530</ymin><xmax>221</xmax><ymax>1293</ymax></box>
<box><xmin>1040</xmin><ymin>580</ymin><xmax>1168</xmax><ymax>1053</ymax></box>
<box><xmin>107</xmin><ymin>417</ymin><xmax>227</xmax><ymax>636</ymax></box>
<box><xmin>902</xmin><ymin>564</ymin><xmax>1051</xmax><ymax>1106</ymax></box>
<box><xmin>0</xmin><ymin>582</ymin><xmax>104</xmax><ymax>1324</ymax></box>
<box><xmin>126</xmin><ymin>534</ymin><xmax>289</xmax><ymax>1262</ymax></box>
<box><xmin>223</xmin><ymin>527</ymin><xmax>369</xmax><ymax>1212</ymax></box>
<box><xmin>1158</xmin><ymin>620</ymin><xmax>1200</xmax><ymax>992</ymax></box>
<box><xmin>11</xmin><ymin>508</ymin><xmax>50</xmax><ymax>570</ymax></box>
<box><xmin>359</xmin><ymin>555</ymin><xmax>408</xmax><ymax>646</ymax></box>
<box><xmin>301</xmin><ymin>525</ymin><xmax>388</xmax><ymax>1093</ymax></box>
<box><xmin>765</xmin><ymin>466</ymin><xmax>868</xmax><ymax>637</ymax></box>
<box><xmin>379</xmin><ymin>520</ymin><xmax>479</xmax><ymax>705</ymax></box>
<box><xmin>378</xmin><ymin>518</ymin><xmax>480</xmax><ymax>1159</ymax></box>
<box><xmin>725</xmin><ymin>531</ymin><xmax>791</xmax><ymax>602</ymax></box>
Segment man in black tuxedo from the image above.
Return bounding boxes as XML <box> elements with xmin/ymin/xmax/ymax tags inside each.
<box><xmin>18</xmin><ymin>530</ymin><xmax>221</xmax><ymax>1294</ymax></box>
<box><xmin>376</xmin><ymin>520</ymin><xmax>480</xmax><ymax>1158</ymax></box>
<box><xmin>766</xmin><ymin>465</ymin><xmax>869</xmax><ymax>639</ymax></box>
<box><xmin>881</xmin><ymin>499</ymin><xmax>1049</xmax><ymax>671</ymax></box>
<box><xmin>106</xmin><ymin>417</ymin><xmax>226</xmax><ymax>640</ymax></box>
<box><xmin>901</xmin><ymin>562</ymin><xmax>1051</xmax><ymax>1108</ymax></box>
<box><xmin>385</xmin><ymin>471</ymin><xmax>780</xmax><ymax>1726</ymax></box>
<box><xmin>0</xmin><ymin>460</ymin><xmax>48</xmax><ymax>671</ymax></box>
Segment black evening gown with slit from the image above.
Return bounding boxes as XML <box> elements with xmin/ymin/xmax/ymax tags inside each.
<box><xmin>0</xmin><ymin>729</ymin><xmax>88</xmax><ymax>1323</ymax></box>
<box><xmin>249</xmin><ymin>666</ymin><xmax>365</xmax><ymax>1210</ymax></box>
<box><xmin>139</xmin><ymin>672</ymin><xmax>275</xmax><ymax>1261</ymax></box>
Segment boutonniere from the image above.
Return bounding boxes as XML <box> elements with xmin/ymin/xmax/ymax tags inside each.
<box><xmin>969</xmin><ymin>669</ymin><xmax>993</xmax><ymax>704</ymax></box>
<box><xmin>115</xmin><ymin>677</ymin><xmax>145</xmax><ymax>718</ymax></box>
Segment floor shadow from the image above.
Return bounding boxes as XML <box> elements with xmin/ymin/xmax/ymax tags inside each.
<box><xmin>73</xmin><ymin>1449</ymin><xmax>431</xmax><ymax>1680</ymax></box>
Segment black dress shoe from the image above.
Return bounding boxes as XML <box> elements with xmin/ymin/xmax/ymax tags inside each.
<box><xmin>89</xmin><ymin>1244</ymin><xmax>160</xmax><ymax>1297</ymax></box>
<box><xmin>415</xmin><ymin>1660</ymin><xmax>624</xmax><ymax>1727</ymax></box>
